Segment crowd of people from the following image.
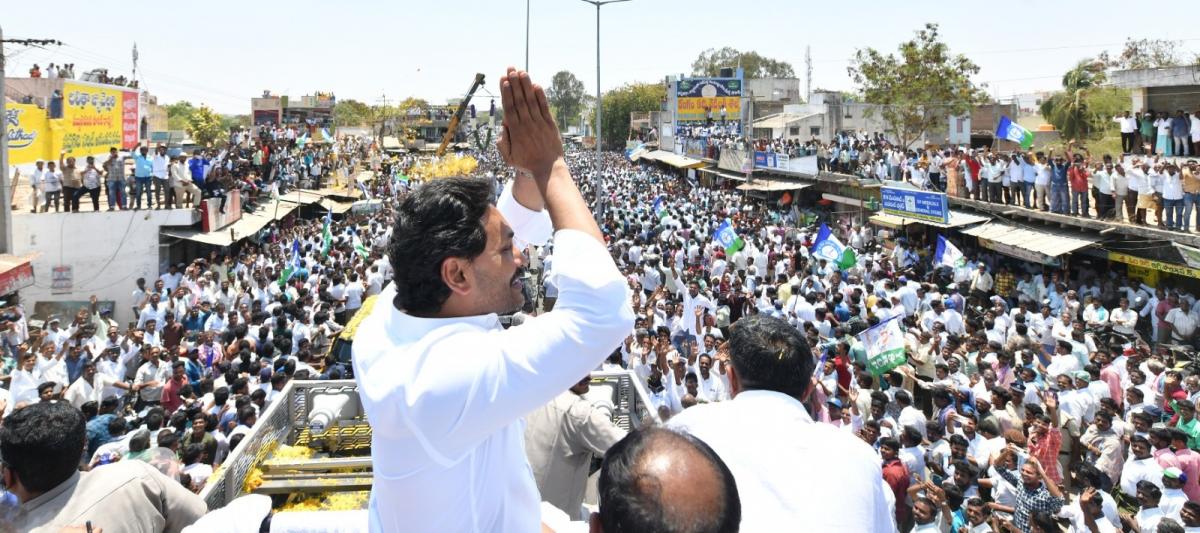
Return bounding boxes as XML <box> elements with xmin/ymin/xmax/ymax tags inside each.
<box><xmin>565</xmin><ymin>136</ymin><xmax>1200</xmax><ymax>531</ymax></box>
<box><xmin>805</xmin><ymin>115</ymin><xmax>1200</xmax><ymax>232</ymax></box>
<box><xmin>4</xmin><ymin>84</ymin><xmax>1200</xmax><ymax>532</ymax></box>
<box><xmin>19</xmin><ymin>126</ymin><xmax>368</xmax><ymax>216</ymax></box>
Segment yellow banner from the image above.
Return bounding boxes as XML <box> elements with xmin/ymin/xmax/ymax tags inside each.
<box><xmin>5</xmin><ymin>103</ymin><xmax>50</xmax><ymax>165</ymax></box>
<box><xmin>677</xmin><ymin>96</ymin><xmax>741</xmax><ymax>122</ymax></box>
<box><xmin>55</xmin><ymin>81</ymin><xmax>123</xmax><ymax>159</ymax></box>
<box><xmin>1108</xmin><ymin>252</ymin><xmax>1200</xmax><ymax>279</ymax></box>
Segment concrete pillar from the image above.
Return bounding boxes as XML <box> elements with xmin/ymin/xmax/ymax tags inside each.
<box><xmin>1130</xmin><ymin>87</ymin><xmax>1148</xmax><ymax>113</ymax></box>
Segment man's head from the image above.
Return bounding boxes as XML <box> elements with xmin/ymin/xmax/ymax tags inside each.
<box><xmin>594</xmin><ymin>427</ymin><xmax>740</xmax><ymax>533</ymax></box>
<box><xmin>724</xmin><ymin>315</ymin><xmax>814</xmax><ymax>400</ymax></box>
<box><xmin>388</xmin><ymin>177</ymin><xmax>525</xmax><ymax>317</ymax></box>
<box><xmin>0</xmin><ymin>401</ymin><xmax>86</xmax><ymax>502</ymax></box>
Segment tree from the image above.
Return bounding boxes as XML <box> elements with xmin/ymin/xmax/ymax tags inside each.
<box><xmin>1039</xmin><ymin>60</ymin><xmax>1128</xmax><ymax>140</ymax></box>
<box><xmin>186</xmin><ymin>106</ymin><xmax>225</xmax><ymax>148</ymax></box>
<box><xmin>1098</xmin><ymin>38</ymin><xmax>1184</xmax><ymax>70</ymax></box>
<box><xmin>547</xmin><ymin>71</ymin><xmax>588</xmax><ymax>132</ymax></box>
<box><xmin>593</xmin><ymin>82</ymin><xmax>665</xmax><ymax>150</ymax></box>
<box><xmin>847</xmin><ymin>23</ymin><xmax>988</xmax><ymax>149</ymax></box>
<box><xmin>166</xmin><ymin>101</ymin><xmax>196</xmax><ymax>131</ymax></box>
<box><xmin>333</xmin><ymin>99</ymin><xmax>371</xmax><ymax>127</ymax></box>
<box><xmin>691</xmin><ymin>47</ymin><xmax>795</xmax><ymax>79</ymax></box>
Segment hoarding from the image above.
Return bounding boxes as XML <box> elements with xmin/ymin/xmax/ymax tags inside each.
<box><xmin>5</xmin><ymin>103</ymin><xmax>50</xmax><ymax>165</ymax></box>
<box><xmin>881</xmin><ymin>186</ymin><xmax>949</xmax><ymax>225</ymax></box>
<box><xmin>57</xmin><ymin>81</ymin><xmax>126</xmax><ymax>159</ymax></box>
<box><xmin>676</xmin><ymin>78</ymin><xmax>741</xmax><ymax>122</ymax></box>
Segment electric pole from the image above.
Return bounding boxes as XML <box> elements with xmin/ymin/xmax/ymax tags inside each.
<box><xmin>1</xmin><ymin>31</ymin><xmax>63</xmax><ymax>254</ymax></box>
<box><xmin>804</xmin><ymin>45</ymin><xmax>812</xmax><ymax>103</ymax></box>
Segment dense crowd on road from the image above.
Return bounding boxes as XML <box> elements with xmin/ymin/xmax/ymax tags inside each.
<box><xmin>4</xmin><ymin>122</ymin><xmax>1200</xmax><ymax>531</ymax></box>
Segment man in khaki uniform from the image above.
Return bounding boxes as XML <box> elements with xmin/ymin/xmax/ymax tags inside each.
<box><xmin>0</xmin><ymin>401</ymin><xmax>206</xmax><ymax>532</ymax></box>
<box><xmin>524</xmin><ymin>375</ymin><xmax>627</xmax><ymax>520</ymax></box>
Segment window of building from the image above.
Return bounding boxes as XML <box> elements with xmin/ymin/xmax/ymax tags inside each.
<box><xmin>789</xmin><ymin>127</ymin><xmax>800</xmax><ymax>136</ymax></box>
<box><xmin>810</xmin><ymin>127</ymin><xmax>821</xmax><ymax>136</ymax></box>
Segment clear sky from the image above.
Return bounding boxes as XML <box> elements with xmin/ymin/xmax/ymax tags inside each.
<box><xmin>4</xmin><ymin>0</ymin><xmax>1197</xmax><ymax>115</ymax></box>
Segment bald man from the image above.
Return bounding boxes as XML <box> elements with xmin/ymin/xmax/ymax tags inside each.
<box><xmin>592</xmin><ymin>426</ymin><xmax>741</xmax><ymax>533</ymax></box>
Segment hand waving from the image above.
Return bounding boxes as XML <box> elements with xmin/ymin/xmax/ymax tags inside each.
<box><xmin>497</xmin><ymin>67</ymin><xmax>563</xmax><ymax>182</ymax></box>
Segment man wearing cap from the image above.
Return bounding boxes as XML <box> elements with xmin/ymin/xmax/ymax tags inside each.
<box><xmin>1160</xmin><ymin>467</ymin><xmax>1189</xmax><ymax>521</ymax></box>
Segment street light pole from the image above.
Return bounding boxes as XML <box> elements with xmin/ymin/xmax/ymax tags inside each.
<box><xmin>579</xmin><ymin>0</ymin><xmax>630</xmax><ymax>214</ymax></box>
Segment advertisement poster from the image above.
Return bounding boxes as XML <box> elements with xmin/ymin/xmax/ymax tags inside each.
<box><xmin>676</xmin><ymin>78</ymin><xmax>742</xmax><ymax>122</ymax></box>
<box><xmin>881</xmin><ymin>185</ymin><xmax>949</xmax><ymax>224</ymax></box>
<box><xmin>56</xmin><ymin>81</ymin><xmax>124</xmax><ymax>159</ymax></box>
<box><xmin>122</xmin><ymin>91</ymin><xmax>140</xmax><ymax>150</ymax></box>
<box><xmin>4</xmin><ymin>103</ymin><xmax>49</xmax><ymax>165</ymax></box>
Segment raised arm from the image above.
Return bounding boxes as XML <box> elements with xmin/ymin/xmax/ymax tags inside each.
<box><xmin>498</xmin><ymin>68</ymin><xmax>602</xmax><ymax>244</ymax></box>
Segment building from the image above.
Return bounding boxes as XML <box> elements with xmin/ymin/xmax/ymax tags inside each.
<box><xmin>1109</xmin><ymin>65</ymin><xmax>1200</xmax><ymax>113</ymax></box>
<box><xmin>249</xmin><ymin>91</ymin><xmax>335</xmax><ymax>127</ymax></box>
<box><xmin>750</xmin><ymin>91</ymin><xmax>889</xmax><ymax>143</ymax></box>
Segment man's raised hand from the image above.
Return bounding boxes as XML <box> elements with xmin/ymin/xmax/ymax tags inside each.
<box><xmin>497</xmin><ymin>67</ymin><xmax>563</xmax><ymax>182</ymax></box>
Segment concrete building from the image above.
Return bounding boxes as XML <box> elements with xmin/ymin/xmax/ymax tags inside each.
<box><xmin>751</xmin><ymin>91</ymin><xmax>889</xmax><ymax>143</ymax></box>
<box><xmin>9</xmin><ymin>209</ymin><xmax>198</xmax><ymax>326</ymax></box>
<box><xmin>1109</xmin><ymin>65</ymin><xmax>1200</xmax><ymax>113</ymax></box>
<box><xmin>745</xmin><ymin>78</ymin><xmax>803</xmax><ymax>120</ymax></box>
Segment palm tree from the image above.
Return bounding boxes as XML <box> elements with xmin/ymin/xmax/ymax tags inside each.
<box><xmin>1040</xmin><ymin>60</ymin><xmax>1107</xmax><ymax>139</ymax></box>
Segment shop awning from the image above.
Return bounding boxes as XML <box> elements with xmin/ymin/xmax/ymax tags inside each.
<box><xmin>279</xmin><ymin>190</ymin><xmax>326</xmax><ymax>205</ymax></box>
<box><xmin>870</xmin><ymin>210</ymin><xmax>990</xmax><ymax>229</ymax></box>
<box><xmin>319</xmin><ymin>198</ymin><xmax>355</xmax><ymax>214</ymax></box>
<box><xmin>0</xmin><ymin>254</ymin><xmax>37</xmax><ymax>296</ymax></box>
<box><xmin>641</xmin><ymin>150</ymin><xmax>706</xmax><ymax>169</ymax></box>
<box><xmin>162</xmin><ymin>202</ymin><xmax>298</xmax><ymax>246</ymax></box>
<box><xmin>736</xmin><ymin>179</ymin><xmax>812</xmax><ymax>192</ymax></box>
<box><xmin>961</xmin><ymin>222</ymin><xmax>1099</xmax><ymax>263</ymax></box>
<box><xmin>698</xmin><ymin>167</ymin><xmax>751</xmax><ymax>181</ymax></box>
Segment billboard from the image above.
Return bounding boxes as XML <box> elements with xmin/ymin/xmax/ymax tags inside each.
<box><xmin>881</xmin><ymin>185</ymin><xmax>949</xmax><ymax>224</ymax></box>
<box><xmin>676</xmin><ymin>78</ymin><xmax>742</xmax><ymax>122</ymax></box>
<box><xmin>122</xmin><ymin>91</ymin><xmax>139</xmax><ymax>149</ymax></box>
<box><xmin>56</xmin><ymin>81</ymin><xmax>126</xmax><ymax>158</ymax></box>
<box><xmin>5</xmin><ymin>103</ymin><xmax>50</xmax><ymax>165</ymax></box>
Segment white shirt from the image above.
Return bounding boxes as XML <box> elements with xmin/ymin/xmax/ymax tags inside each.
<box><xmin>64</xmin><ymin>373</ymin><xmax>119</xmax><ymax>409</ymax></box>
<box><xmin>667</xmin><ymin>390</ymin><xmax>892</xmax><ymax>532</ymax></box>
<box><xmin>352</xmin><ymin>204</ymin><xmax>633</xmax><ymax>531</ymax></box>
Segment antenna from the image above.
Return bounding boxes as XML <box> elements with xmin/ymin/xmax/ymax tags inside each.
<box><xmin>132</xmin><ymin>42</ymin><xmax>139</xmax><ymax>82</ymax></box>
<box><xmin>804</xmin><ymin>45</ymin><xmax>812</xmax><ymax>102</ymax></box>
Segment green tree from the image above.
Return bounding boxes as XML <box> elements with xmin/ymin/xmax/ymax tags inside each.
<box><xmin>848</xmin><ymin>23</ymin><xmax>988</xmax><ymax>149</ymax></box>
<box><xmin>333</xmin><ymin>99</ymin><xmax>372</xmax><ymax>127</ymax></box>
<box><xmin>1098</xmin><ymin>38</ymin><xmax>1184</xmax><ymax>70</ymax></box>
<box><xmin>166</xmin><ymin>101</ymin><xmax>196</xmax><ymax>131</ymax></box>
<box><xmin>1039</xmin><ymin>60</ymin><xmax>1128</xmax><ymax>140</ymax></box>
<box><xmin>186</xmin><ymin>105</ymin><xmax>225</xmax><ymax>148</ymax></box>
<box><xmin>547</xmin><ymin>71</ymin><xmax>588</xmax><ymax>132</ymax></box>
<box><xmin>593</xmin><ymin>83</ymin><xmax>665</xmax><ymax>150</ymax></box>
<box><xmin>691</xmin><ymin>47</ymin><xmax>795</xmax><ymax>78</ymax></box>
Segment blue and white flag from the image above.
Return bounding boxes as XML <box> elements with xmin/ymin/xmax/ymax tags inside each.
<box><xmin>810</xmin><ymin>224</ymin><xmax>856</xmax><ymax>269</ymax></box>
<box><xmin>652</xmin><ymin>196</ymin><xmax>667</xmax><ymax>220</ymax></box>
<box><xmin>996</xmin><ymin>116</ymin><xmax>1034</xmax><ymax>150</ymax></box>
<box><xmin>713</xmin><ymin>220</ymin><xmax>745</xmax><ymax>256</ymax></box>
<box><xmin>934</xmin><ymin>235</ymin><xmax>965</xmax><ymax>268</ymax></box>
<box><xmin>358</xmin><ymin>181</ymin><xmax>373</xmax><ymax>200</ymax></box>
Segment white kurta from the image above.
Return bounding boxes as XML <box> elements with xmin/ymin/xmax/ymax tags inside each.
<box><xmin>667</xmin><ymin>390</ymin><xmax>894</xmax><ymax>532</ymax></box>
<box><xmin>353</xmin><ymin>185</ymin><xmax>634</xmax><ymax>533</ymax></box>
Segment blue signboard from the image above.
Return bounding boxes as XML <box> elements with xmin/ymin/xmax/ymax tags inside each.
<box><xmin>880</xmin><ymin>186</ymin><xmax>949</xmax><ymax>224</ymax></box>
<box><xmin>753</xmin><ymin>151</ymin><xmax>774</xmax><ymax>168</ymax></box>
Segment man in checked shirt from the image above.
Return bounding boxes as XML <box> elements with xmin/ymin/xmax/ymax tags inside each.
<box><xmin>991</xmin><ymin>446</ymin><xmax>1064</xmax><ymax>533</ymax></box>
